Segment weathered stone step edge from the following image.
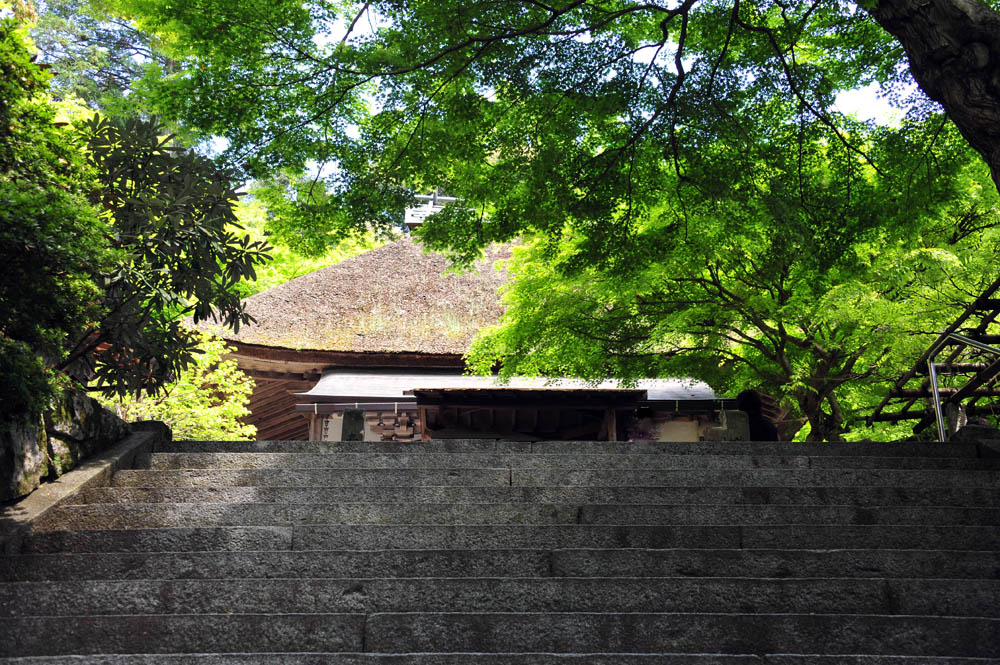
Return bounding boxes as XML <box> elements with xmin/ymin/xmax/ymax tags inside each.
<box><xmin>6</xmin><ymin>548</ymin><xmax>998</xmax><ymax>582</ymax></box>
<box><xmin>2</xmin><ymin>654</ymin><xmax>998</xmax><ymax>665</ymax></box>
<box><xmin>109</xmin><ymin>468</ymin><xmax>1000</xmax><ymax>489</ymax></box>
<box><xmin>142</xmin><ymin>452</ymin><xmax>1000</xmax><ymax>471</ymax></box>
<box><xmin>369</xmin><ymin>612</ymin><xmax>1000</xmax><ymax>656</ymax></box>
<box><xmin>4</xmin><ymin>577</ymin><xmax>998</xmax><ymax>618</ymax></box>
<box><xmin>291</xmin><ymin>524</ymin><xmax>1000</xmax><ymax>552</ymax></box>
<box><xmin>77</xmin><ymin>484</ymin><xmax>1000</xmax><ymax>507</ymax></box>
<box><xmin>159</xmin><ymin>438</ymin><xmax>990</xmax><ymax>458</ymax></box>
<box><xmin>2</xmin><ymin>613</ymin><xmax>999</xmax><ymax>657</ymax></box>
<box><xmin>19</xmin><ymin>524</ymin><xmax>1000</xmax><ymax>553</ymax></box>
<box><xmin>35</xmin><ymin>502</ymin><xmax>1000</xmax><ymax>531</ymax></box>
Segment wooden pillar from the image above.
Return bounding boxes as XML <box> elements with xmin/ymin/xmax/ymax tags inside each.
<box><xmin>419</xmin><ymin>406</ymin><xmax>431</xmax><ymax>441</ymax></box>
<box><xmin>308</xmin><ymin>413</ymin><xmax>321</xmax><ymax>441</ymax></box>
<box><xmin>605</xmin><ymin>408</ymin><xmax>617</xmax><ymax>442</ymax></box>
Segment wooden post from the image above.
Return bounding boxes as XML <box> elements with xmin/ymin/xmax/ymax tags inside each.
<box><xmin>605</xmin><ymin>408</ymin><xmax>617</xmax><ymax>442</ymax></box>
<box><xmin>418</xmin><ymin>406</ymin><xmax>431</xmax><ymax>441</ymax></box>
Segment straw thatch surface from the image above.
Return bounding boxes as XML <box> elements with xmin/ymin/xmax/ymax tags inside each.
<box><xmin>202</xmin><ymin>239</ymin><xmax>509</xmax><ymax>354</ymax></box>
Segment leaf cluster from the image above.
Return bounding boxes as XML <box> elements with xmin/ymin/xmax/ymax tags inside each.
<box><xmin>2</xmin><ymin>16</ymin><xmax>275</xmax><ymax>425</ymax></box>
<box><xmin>86</xmin><ymin>1</ymin><xmax>946</xmax><ymax>255</ymax></box>
<box><xmin>71</xmin><ymin>114</ymin><xmax>272</xmax><ymax>398</ymax></box>
<box><xmin>29</xmin><ymin>0</ymin><xmax>170</xmax><ymax>114</ymax></box>
<box><xmin>0</xmin><ymin>16</ymin><xmax>109</xmax><ymax>418</ymax></box>
<box><xmin>99</xmin><ymin>331</ymin><xmax>258</xmax><ymax>440</ymax></box>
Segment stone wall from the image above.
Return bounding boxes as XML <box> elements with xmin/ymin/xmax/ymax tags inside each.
<box><xmin>1</xmin><ymin>391</ymin><xmax>129</xmax><ymax>502</ymax></box>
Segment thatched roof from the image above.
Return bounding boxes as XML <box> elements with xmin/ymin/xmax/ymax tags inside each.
<box><xmin>202</xmin><ymin>238</ymin><xmax>509</xmax><ymax>355</ymax></box>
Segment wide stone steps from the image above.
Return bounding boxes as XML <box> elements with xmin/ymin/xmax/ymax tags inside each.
<box><xmin>4</xmin><ymin>576</ymin><xmax>999</xmax><ymax>616</ymax></box>
<box><xmin>0</xmin><ymin>656</ymin><xmax>996</xmax><ymax>665</ymax></box>
<box><xmin>110</xmin><ymin>467</ymin><xmax>1000</xmax><ymax>487</ymax></box>
<box><xmin>18</xmin><ymin>523</ymin><xmax>1000</xmax><ymax>552</ymax></box>
<box><xmin>156</xmin><ymin>438</ymin><xmax>988</xmax><ymax>457</ymax></box>
<box><xmin>6</xmin><ymin>548</ymin><xmax>999</xmax><ymax>581</ymax></box>
<box><xmin>3</xmin><ymin>438</ymin><xmax>1000</xmax><ymax>661</ymax></box>
<box><xmin>3</xmin><ymin>613</ymin><xmax>998</xmax><ymax>657</ymax></box>
<box><xmin>76</xmin><ymin>484</ymin><xmax>1000</xmax><ymax>506</ymax></box>
<box><xmin>143</xmin><ymin>451</ymin><xmax>1000</xmax><ymax>470</ymax></box>
<box><xmin>34</xmin><ymin>502</ymin><xmax>1000</xmax><ymax>529</ymax></box>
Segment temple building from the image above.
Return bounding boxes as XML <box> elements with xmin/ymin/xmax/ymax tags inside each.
<box><xmin>201</xmin><ymin>238</ymin><xmax>734</xmax><ymax>441</ymax></box>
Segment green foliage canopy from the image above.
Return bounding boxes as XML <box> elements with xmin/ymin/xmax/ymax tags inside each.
<box><xmin>30</xmin><ymin>0</ymin><xmax>171</xmax><ymax>115</ymax></box>
<box><xmin>67</xmin><ymin>114</ymin><xmax>272</xmax><ymax>398</ymax></box>
<box><xmin>94</xmin><ymin>0</ymin><xmax>1000</xmax><ymax>258</ymax></box>
<box><xmin>467</xmin><ymin>116</ymin><xmax>1000</xmax><ymax>440</ymax></box>
<box><xmin>1</xmin><ymin>14</ymin><xmax>271</xmax><ymax>419</ymax></box>
<box><xmin>18</xmin><ymin>0</ymin><xmax>1000</xmax><ymax>440</ymax></box>
<box><xmin>100</xmin><ymin>331</ymin><xmax>257</xmax><ymax>440</ymax></box>
<box><xmin>0</xmin><ymin>15</ymin><xmax>108</xmax><ymax>418</ymax></box>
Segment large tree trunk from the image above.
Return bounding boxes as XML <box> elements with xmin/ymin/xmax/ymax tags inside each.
<box><xmin>865</xmin><ymin>0</ymin><xmax>1000</xmax><ymax>192</ymax></box>
<box><xmin>795</xmin><ymin>389</ymin><xmax>846</xmax><ymax>442</ymax></box>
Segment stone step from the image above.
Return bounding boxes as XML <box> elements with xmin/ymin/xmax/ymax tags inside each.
<box><xmin>110</xmin><ymin>467</ymin><xmax>1000</xmax><ymax>488</ymax></box>
<box><xmin>142</xmin><ymin>452</ymin><xmax>1000</xmax><ymax>471</ymax></box>
<box><xmin>20</xmin><ymin>524</ymin><xmax>1000</xmax><ymax>553</ymax></box>
<box><xmin>76</xmin><ymin>484</ymin><xmax>1000</xmax><ymax>507</ymax></box>
<box><xmin>2</xmin><ymin>613</ymin><xmax>998</xmax><ymax>657</ymax></box>
<box><xmin>6</xmin><ymin>548</ymin><xmax>998</xmax><ymax>583</ymax></box>
<box><xmin>363</xmin><ymin>612</ymin><xmax>1000</xmax><ymax>657</ymax></box>
<box><xmin>20</xmin><ymin>527</ymin><xmax>293</xmax><ymax>553</ymax></box>
<box><xmin>35</xmin><ymin>502</ymin><xmax>1000</xmax><ymax>531</ymax></box>
<box><xmin>157</xmin><ymin>438</ymin><xmax>986</xmax><ymax>458</ymax></box>
<box><xmin>0</xmin><ymin>613</ymin><xmax>364</xmax><ymax>656</ymax></box>
<box><xmin>112</xmin><ymin>468</ymin><xmax>510</xmax><ymax>487</ymax></box>
<box><xmin>290</xmin><ymin>524</ymin><xmax>1000</xmax><ymax>551</ymax></box>
<box><xmin>1</xmin><ymin>654</ymin><xmax>996</xmax><ymax>665</ymax></box>
<box><xmin>3</xmin><ymin>577</ymin><xmax>998</xmax><ymax>617</ymax></box>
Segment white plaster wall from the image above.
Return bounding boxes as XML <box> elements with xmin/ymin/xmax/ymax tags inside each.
<box><xmin>322</xmin><ymin>414</ymin><xmax>344</xmax><ymax>441</ymax></box>
<box><xmin>655</xmin><ymin>418</ymin><xmax>701</xmax><ymax>442</ymax></box>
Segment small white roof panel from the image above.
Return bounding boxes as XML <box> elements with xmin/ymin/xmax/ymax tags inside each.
<box><xmin>298</xmin><ymin>370</ymin><xmax>715</xmax><ymax>401</ymax></box>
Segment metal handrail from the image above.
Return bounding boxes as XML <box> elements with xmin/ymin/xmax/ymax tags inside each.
<box><xmin>927</xmin><ymin>333</ymin><xmax>1000</xmax><ymax>442</ymax></box>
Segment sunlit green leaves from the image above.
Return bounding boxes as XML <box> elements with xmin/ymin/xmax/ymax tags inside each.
<box><xmin>0</xmin><ymin>17</ymin><xmax>109</xmax><ymax>418</ymax></box>
<box><xmin>99</xmin><ymin>331</ymin><xmax>257</xmax><ymax>439</ymax></box>
<box><xmin>468</xmin><ymin>117</ymin><xmax>1000</xmax><ymax>441</ymax></box>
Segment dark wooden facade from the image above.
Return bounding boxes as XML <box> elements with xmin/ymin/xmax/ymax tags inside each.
<box><xmin>245</xmin><ymin>378</ymin><xmax>314</xmax><ymax>440</ymax></box>
<box><xmin>231</xmin><ymin>342</ymin><xmax>466</xmax><ymax>441</ymax></box>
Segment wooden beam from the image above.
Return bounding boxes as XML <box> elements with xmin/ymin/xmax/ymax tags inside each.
<box><xmin>946</xmin><ymin>334</ymin><xmax>1000</xmax><ymax>346</ymax></box>
<box><xmin>941</xmin><ymin>357</ymin><xmax>1000</xmax><ymax>403</ymax></box>
<box><xmin>411</xmin><ymin>399</ymin><xmax>642</xmax><ymax>409</ymax></box>
<box><xmin>232</xmin><ymin>343</ymin><xmax>465</xmax><ymax>368</ymax></box>
<box><xmin>916</xmin><ymin>363</ymin><xmax>994</xmax><ymax>375</ymax></box>
<box><xmin>250</xmin><ymin>370</ymin><xmax>322</xmax><ymax>381</ymax></box>
<box><xmin>890</xmin><ymin>387</ymin><xmax>1000</xmax><ymax>398</ymax></box>
<box><xmin>868</xmin><ymin>276</ymin><xmax>1000</xmax><ymax>419</ymax></box>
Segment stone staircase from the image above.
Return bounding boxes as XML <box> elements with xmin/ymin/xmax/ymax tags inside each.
<box><xmin>2</xmin><ymin>438</ymin><xmax>1000</xmax><ymax>662</ymax></box>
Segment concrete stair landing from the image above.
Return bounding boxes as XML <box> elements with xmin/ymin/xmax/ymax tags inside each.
<box><xmin>2</xmin><ymin>438</ymin><xmax>1000</xmax><ymax>662</ymax></box>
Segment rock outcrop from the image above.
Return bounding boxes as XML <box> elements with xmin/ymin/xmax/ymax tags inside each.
<box><xmin>0</xmin><ymin>391</ymin><xmax>129</xmax><ymax>502</ymax></box>
<box><xmin>0</xmin><ymin>413</ymin><xmax>48</xmax><ymax>502</ymax></box>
